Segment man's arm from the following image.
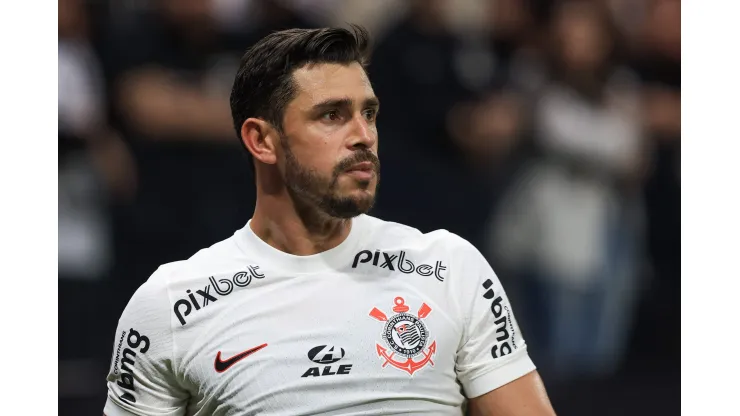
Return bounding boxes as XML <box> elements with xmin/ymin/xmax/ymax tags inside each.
<box><xmin>104</xmin><ymin>267</ymin><xmax>189</xmax><ymax>416</ymax></box>
<box><xmin>468</xmin><ymin>370</ymin><xmax>556</xmax><ymax>416</ymax></box>
<box><xmin>449</xmin><ymin>234</ymin><xmax>556</xmax><ymax>415</ymax></box>
<box><xmin>117</xmin><ymin>68</ymin><xmax>235</xmax><ymax>141</ymax></box>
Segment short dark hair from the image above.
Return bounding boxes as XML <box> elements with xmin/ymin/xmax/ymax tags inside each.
<box><xmin>230</xmin><ymin>25</ymin><xmax>372</xmax><ymax>171</ymax></box>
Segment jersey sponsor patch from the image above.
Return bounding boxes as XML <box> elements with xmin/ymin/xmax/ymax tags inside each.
<box><xmin>173</xmin><ymin>265</ymin><xmax>266</xmax><ymax>326</ymax></box>
<box><xmin>368</xmin><ymin>296</ymin><xmax>437</xmax><ymax>375</ymax></box>
<box><xmin>482</xmin><ymin>279</ymin><xmax>517</xmax><ymax>358</ymax></box>
<box><xmin>114</xmin><ymin>328</ymin><xmax>151</xmax><ymax>403</ymax></box>
<box><xmin>307</xmin><ymin>345</ymin><xmax>345</xmax><ymax>364</ymax></box>
<box><xmin>301</xmin><ymin>345</ymin><xmax>353</xmax><ymax>378</ymax></box>
<box><xmin>352</xmin><ymin>250</ymin><xmax>447</xmax><ymax>281</ymax></box>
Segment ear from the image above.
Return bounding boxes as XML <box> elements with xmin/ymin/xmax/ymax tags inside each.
<box><xmin>240</xmin><ymin>118</ymin><xmax>278</xmax><ymax>167</ymax></box>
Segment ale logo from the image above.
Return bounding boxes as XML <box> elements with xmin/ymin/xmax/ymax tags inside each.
<box><xmin>301</xmin><ymin>345</ymin><xmax>352</xmax><ymax>378</ymax></box>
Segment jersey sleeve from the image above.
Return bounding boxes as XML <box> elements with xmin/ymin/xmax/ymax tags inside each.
<box><xmin>104</xmin><ymin>268</ymin><xmax>189</xmax><ymax>416</ymax></box>
<box><xmin>453</xmin><ymin>239</ymin><xmax>536</xmax><ymax>398</ymax></box>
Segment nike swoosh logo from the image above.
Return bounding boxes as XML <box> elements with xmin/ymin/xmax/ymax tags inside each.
<box><xmin>214</xmin><ymin>343</ymin><xmax>268</xmax><ymax>373</ymax></box>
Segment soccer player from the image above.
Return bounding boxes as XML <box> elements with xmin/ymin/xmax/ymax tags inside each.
<box><xmin>104</xmin><ymin>26</ymin><xmax>557</xmax><ymax>416</ymax></box>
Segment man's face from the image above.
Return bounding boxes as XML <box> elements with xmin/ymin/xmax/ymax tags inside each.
<box><xmin>278</xmin><ymin>62</ymin><xmax>380</xmax><ymax>219</ymax></box>
<box><xmin>555</xmin><ymin>4</ymin><xmax>610</xmax><ymax>72</ymax></box>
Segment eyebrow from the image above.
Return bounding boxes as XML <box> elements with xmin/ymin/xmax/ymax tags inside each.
<box><xmin>311</xmin><ymin>97</ymin><xmax>380</xmax><ymax>112</ymax></box>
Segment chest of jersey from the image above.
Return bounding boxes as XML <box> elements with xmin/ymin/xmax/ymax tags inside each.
<box><xmin>170</xmin><ymin>265</ymin><xmax>465</xmax><ymax>416</ymax></box>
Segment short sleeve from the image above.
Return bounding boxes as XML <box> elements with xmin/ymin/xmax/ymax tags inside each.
<box><xmin>453</xmin><ymin>240</ymin><xmax>536</xmax><ymax>398</ymax></box>
<box><xmin>104</xmin><ymin>269</ymin><xmax>189</xmax><ymax>416</ymax></box>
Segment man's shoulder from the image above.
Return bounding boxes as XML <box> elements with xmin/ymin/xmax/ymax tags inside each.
<box><xmin>356</xmin><ymin>216</ymin><xmax>485</xmax><ymax>285</ymax></box>
<box><xmin>360</xmin><ymin>215</ymin><xmax>474</xmax><ymax>253</ymax></box>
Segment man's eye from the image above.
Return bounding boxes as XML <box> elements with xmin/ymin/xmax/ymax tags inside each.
<box><xmin>363</xmin><ymin>109</ymin><xmax>377</xmax><ymax>121</ymax></box>
<box><xmin>322</xmin><ymin>111</ymin><xmax>340</xmax><ymax>121</ymax></box>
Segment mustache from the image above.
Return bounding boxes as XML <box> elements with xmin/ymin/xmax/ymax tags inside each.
<box><xmin>335</xmin><ymin>150</ymin><xmax>380</xmax><ymax>174</ymax></box>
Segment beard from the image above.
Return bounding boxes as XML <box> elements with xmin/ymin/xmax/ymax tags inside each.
<box><xmin>281</xmin><ymin>136</ymin><xmax>380</xmax><ymax>219</ymax></box>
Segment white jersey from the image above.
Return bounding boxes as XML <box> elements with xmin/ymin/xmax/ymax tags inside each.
<box><xmin>104</xmin><ymin>214</ymin><xmax>535</xmax><ymax>416</ymax></box>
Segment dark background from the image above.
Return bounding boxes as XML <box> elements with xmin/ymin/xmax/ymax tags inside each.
<box><xmin>58</xmin><ymin>0</ymin><xmax>680</xmax><ymax>414</ymax></box>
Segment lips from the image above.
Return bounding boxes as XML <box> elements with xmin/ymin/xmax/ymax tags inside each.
<box><xmin>345</xmin><ymin>161</ymin><xmax>374</xmax><ymax>173</ymax></box>
<box><xmin>343</xmin><ymin>160</ymin><xmax>376</xmax><ymax>181</ymax></box>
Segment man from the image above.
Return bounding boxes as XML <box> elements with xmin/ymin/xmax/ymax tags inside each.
<box><xmin>104</xmin><ymin>26</ymin><xmax>557</xmax><ymax>416</ymax></box>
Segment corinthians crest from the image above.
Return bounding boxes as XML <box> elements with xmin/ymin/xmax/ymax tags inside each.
<box><xmin>368</xmin><ymin>297</ymin><xmax>437</xmax><ymax>375</ymax></box>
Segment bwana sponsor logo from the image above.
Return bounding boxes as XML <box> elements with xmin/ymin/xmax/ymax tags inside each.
<box><xmin>173</xmin><ymin>265</ymin><xmax>265</xmax><ymax>326</ymax></box>
<box><xmin>482</xmin><ymin>278</ymin><xmax>517</xmax><ymax>359</ymax></box>
<box><xmin>368</xmin><ymin>297</ymin><xmax>437</xmax><ymax>375</ymax></box>
<box><xmin>352</xmin><ymin>250</ymin><xmax>446</xmax><ymax>281</ymax></box>
<box><xmin>116</xmin><ymin>328</ymin><xmax>150</xmax><ymax>403</ymax></box>
<box><xmin>301</xmin><ymin>345</ymin><xmax>352</xmax><ymax>377</ymax></box>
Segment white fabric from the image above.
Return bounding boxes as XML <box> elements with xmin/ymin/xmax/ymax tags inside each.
<box><xmin>105</xmin><ymin>215</ymin><xmax>534</xmax><ymax>416</ymax></box>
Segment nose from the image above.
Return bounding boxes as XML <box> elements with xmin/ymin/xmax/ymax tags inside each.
<box><xmin>347</xmin><ymin>114</ymin><xmax>377</xmax><ymax>150</ymax></box>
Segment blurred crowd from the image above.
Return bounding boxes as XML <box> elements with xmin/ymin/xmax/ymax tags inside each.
<box><xmin>59</xmin><ymin>0</ymin><xmax>680</xmax><ymax>414</ymax></box>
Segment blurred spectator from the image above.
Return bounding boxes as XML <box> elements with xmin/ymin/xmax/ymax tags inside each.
<box><xmin>99</xmin><ymin>0</ymin><xmax>275</xmax><ymax>294</ymax></box>
<box><xmin>370</xmin><ymin>0</ymin><xmax>471</xmax><ymax>158</ymax></box>
<box><xmin>59</xmin><ymin>0</ymin><xmax>138</xmax><ymax>402</ymax></box>
<box><xmin>236</xmin><ymin>0</ymin><xmax>317</xmax><ymax>39</ymax></box>
<box><xmin>447</xmin><ymin>87</ymin><xmax>527</xmax><ymax>177</ymax></box>
<box><xmin>368</xmin><ymin>0</ymin><xmax>496</xmax><ymax>245</ymax></box>
<box><xmin>632</xmin><ymin>0</ymin><xmax>680</xmax><ymax>86</ymax></box>
<box><xmin>59</xmin><ymin>0</ymin><xmax>136</xmax><ymax>280</ymax></box>
<box><xmin>487</xmin><ymin>0</ymin><xmax>646</xmax><ymax>382</ymax></box>
<box><xmin>627</xmin><ymin>0</ymin><xmax>681</xmax><ymax>367</ymax></box>
<box><xmin>484</xmin><ymin>0</ymin><xmax>538</xmax><ymax>66</ymax></box>
<box><xmin>59</xmin><ymin>0</ymin><xmax>110</xmax><ymax>284</ymax></box>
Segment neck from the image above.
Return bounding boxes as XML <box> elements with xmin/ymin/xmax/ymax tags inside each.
<box><xmin>249</xmin><ymin>173</ymin><xmax>352</xmax><ymax>256</ymax></box>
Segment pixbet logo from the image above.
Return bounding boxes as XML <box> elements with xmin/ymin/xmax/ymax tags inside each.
<box><xmin>482</xmin><ymin>279</ymin><xmax>516</xmax><ymax>359</ymax></box>
<box><xmin>301</xmin><ymin>345</ymin><xmax>352</xmax><ymax>377</ymax></box>
<box><xmin>173</xmin><ymin>265</ymin><xmax>265</xmax><ymax>326</ymax></box>
<box><xmin>352</xmin><ymin>250</ymin><xmax>446</xmax><ymax>281</ymax></box>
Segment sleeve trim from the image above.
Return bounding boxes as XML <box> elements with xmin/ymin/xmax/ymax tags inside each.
<box><xmin>104</xmin><ymin>397</ymin><xmax>141</xmax><ymax>416</ymax></box>
<box><xmin>461</xmin><ymin>352</ymin><xmax>537</xmax><ymax>398</ymax></box>
<box><xmin>104</xmin><ymin>395</ymin><xmax>183</xmax><ymax>416</ymax></box>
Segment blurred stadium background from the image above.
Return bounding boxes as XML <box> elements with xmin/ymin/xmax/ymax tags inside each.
<box><xmin>58</xmin><ymin>0</ymin><xmax>680</xmax><ymax>414</ymax></box>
